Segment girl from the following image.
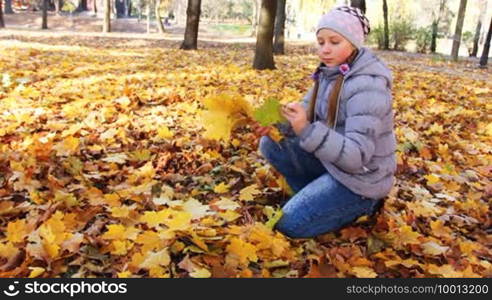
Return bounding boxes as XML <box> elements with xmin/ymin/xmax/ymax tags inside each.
<box><xmin>256</xmin><ymin>6</ymin><xmax>397</xmax><ymax>238</ymax></box>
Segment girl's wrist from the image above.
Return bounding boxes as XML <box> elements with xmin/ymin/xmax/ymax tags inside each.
<box><xmin>294</xmin><ymin>122</ymin><xmax>308</xmax><ymax>136</ymax></box>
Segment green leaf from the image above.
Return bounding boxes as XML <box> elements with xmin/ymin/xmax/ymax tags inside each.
<box><xmin>253</xmin><ymin>98</ymin><xmax>286</xmax><ymax>126</ymax></box>
<box><xmin>264</xmin><ymin>206</ymin><xmax>284</xmax><ymax>230</ymax></box>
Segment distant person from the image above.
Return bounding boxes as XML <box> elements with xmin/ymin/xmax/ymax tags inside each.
<box><xmin>254</xmin><ymin>6</ymin><xmax>396</xmax><ymax>238</ymax></box>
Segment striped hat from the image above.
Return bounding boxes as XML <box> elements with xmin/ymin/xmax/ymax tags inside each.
<box><xmin>316</xmin><ymin>6</ymin><xmax>371</xmax><ymax>49</ymax></box>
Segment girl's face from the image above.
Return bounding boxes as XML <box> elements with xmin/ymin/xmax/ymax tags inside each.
<box><xmin>316</xmin><ymin>28</ymin><xmax>356</xmax><ymax>67</ymax></box>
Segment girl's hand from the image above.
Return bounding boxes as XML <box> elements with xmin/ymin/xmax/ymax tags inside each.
<box><xmin>252</xmin><ymin>122</ymin><xmax>272</xmax><ymax>137</ymax></box>
<box><xmin>281</xmin><ymin>103</ymin><xmax>308</xmax><ymax>136</ymax></box>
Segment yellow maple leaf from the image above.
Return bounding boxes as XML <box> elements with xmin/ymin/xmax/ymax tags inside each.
<box><xmin>351</xmin><ymin>266</ymin><xmax>378</xmax><ymax>278</ymax></box>
<box><xmin>103</xmin><ymin>193</ymin><xmax>121</xmax><ymax>207</ymax></box>
<box><xmin>111</xmin><ymin>240</ymin><xmax>133</xmax><ymax>255</ymax></box>
<box><xmin>385</xmin><ymin>258</ymin><xmax>421</xmax><ymax>268</ymax></box>
<box><xmin>54</xmin><ymin>136</ymin><xmax>80</xmax><ymax>156</ymax></box>
<box><xmin>427</xmin><ymin>264</ymin><xmax>462</xmax><ymax>278</ymax></box>
<box><xmin>117</xmin><ymin>271</ymin><xmax>133</xmax><ymax>278</ymax></box>
<box><xmin>111</xmin><ymin>206</ymin><xmax>132</xmax><ymax>218</ymax></box>
<box><xmin>0</xmin><ymin>242</ymin><xmax>20</xmax><ymax>260</ymax></box>
<box><xmin>200</xmin><ymin>93</ymin><xmax>252</xmax><ymax>142</ymax></box>
<box><xmin>218</xmin><ymin>210</ymin><xmax>241</xmax><ymax>222</ymax></box>
<box><xmin>226</xmin><ymin>237</ymin><xmax>258</xmax><ymax>265</ymax></box>
<box><xmin>28</xmin><ymin>267</ymin><xmax>45</xmax><ymax>278</ymax></box>
<box><xmin>139</xmin><ymin>211</ymin><xmax>166</xmax><ymax>228</ymax></box>
<box><xmin>201</xmin><ymin>110</ymin><xmax>235</xmax><ymax>141</ymax></box>
<box><xmin>485</xmin><ymin>123</ymin><xmax>492</xmax><ymax>136</ymax></box>
<box><xmin>424</xmin><ymin>174</ymin><xmax>440</xmax><ymax>185</ymax></box>
<box><xmin>239</xmin><ymin>184</ymin><xmax>261</xmax><ymax>201</ymax></box>
<box><xmin>139</xmin><ymin>248</ymin><xmax>171</xmax><ymax>269</ymax></box>
<box><xmin>430</xmin><ymin>220</ymin><xmax>452</xmax><ymax>238</ymax></box>
<box><xmin>39</xmin><ymin>226</ymin><xmax>61</xmax><ymax>258</ymax></box>
<box><xmin>189</xmin><ymin>268</ymin><xmax>211</xmax><ymax>278</ymax></box>
<box><xmin>163</xmin><ymin>210</ymin><xmax>192</xmax><ymax>231</ymax></box>
<box><xmin>214</xmin><ymin>182</ymin><xmax>230</xmax><ymax>194</ymax></box>
<box><xmin>54</xmin><ymin>191</ymin><xmax>79</xmax><ymax>207</ymax></box>
<box><xmin>6</xmin><ymin>219</ymin><xmax>29</xmax><ymax>243</ymax></box>
<box><xmin>157</xmin><ymin>126</ymin><xmax>174</xmax><ymax>139</ymax></box>
<box><xmin>393</xmin><ymin>225</ymin><xmax>421</xmax><ymax>247</ymax></box>
<box><xmin>102</xmin><ymin>224</ymin><xmax>126</xmax><ymax>240</ymax></box>
<box><xmin>102</xmin><ymin>224</ymin><xmax>139</xmax><ymax>241</ymax></box>
<box><xmin>136</xmin><ymin>230</ymin><xmax>162</xmax><ymax>253</ymax></box>
<box><xmin>128</xmin><ymin>161</ymin><xmax>156</xmax><ymax>184</ymax></box>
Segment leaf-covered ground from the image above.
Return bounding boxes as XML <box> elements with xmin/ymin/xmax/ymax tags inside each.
<box><xmin>0</xmin><ymin>36</ymin><xmax>490</xmax><ymax>278</ymax></box>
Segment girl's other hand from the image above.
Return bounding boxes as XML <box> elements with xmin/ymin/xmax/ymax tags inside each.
<box><xmin>252</xmin><ymin>122</ymin><xmax>272</xmax><ymax>137</ymax></box>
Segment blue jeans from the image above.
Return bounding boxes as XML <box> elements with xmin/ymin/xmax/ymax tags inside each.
<box><xmin>259</xmin><ymin>136</ymin><xmax>381</xmax><ymax>238</ymax></box>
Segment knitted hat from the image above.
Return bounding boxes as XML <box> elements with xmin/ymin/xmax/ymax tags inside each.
<box><xmin>316</xmin><ymin>6</ymin><xmax>371</xmax><ymax>49</ymax></box>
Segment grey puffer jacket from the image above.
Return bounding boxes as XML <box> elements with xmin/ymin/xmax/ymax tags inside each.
<box><xmin>299</xmin><ymin>47</ymin><xmax>397</xmax><ymax>200</ymax></box>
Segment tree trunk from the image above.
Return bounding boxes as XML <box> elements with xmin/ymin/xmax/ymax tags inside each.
<box><xmin>383</xmin><ymin>0</ymin><xmax>389</xmax><ymax>50</ymax></box>
<box><xmin>138</xmin><ymin>0</ymin><xmax>142</xmax><ymax>22</ymax></box>
<box><xmin>0</xmin><ymin>1</ymin><xmax>4</xmax><ymax>28</ymax></box>
<box><xmin>273</xmin><ymin>0</ymin><xmax>286</xmax><ymax>55</ymax></box>
<box><xmin>155</xmin><ymin>0</ymin><xmax>165</xmax><ymax>33</ymax></box>
<box><xmin>54</xmin><ymin>0</ymin><xmax>63</xmax><ymax>13</ymax></box>
<box><xmin>431</xmin><ymin>20</ymin><xmax>438</xmax><ymax>53</ymax></box>
<box><xmin>42</xmin><ymin>0</ymin><xmax>48</xmax><ymax>29</ymax></box>
<box><xmin>251</xmin><ymin>0</ymin><xmax>262</xmax><ymax>37</ymax></box>
<box><xmin>479</xmin><ymin>17</ymin><xmax>492</xmax><ymax>68</ymax></box>
<box><xmin>115</xmin><ymin>0</ymin><xmax>124</xmax><ymax>17</ymax></box>
<box><xmin>4</xmin><ymin>0</ymin><xmax>14</xmax><ymax>14</ymax></box>
<box><xmin>103</xmin><ymin>0</ymin><xmax>111</xmax><ymax>32</ymax></box>
<box><xmin>126</xmin><ymin>0</ymin><xmax>132</xmax><ymax>17</ymax></box>
<box><xmin>180</xmin><ymin>0</ymin><xmax>201</xmax><ymax>50</ymax></box>
<box><xmin>472</xmin><ymin>21</ymin><xmax>483</xmax><ymax>57</ymax></box>
<box><xmin>253</xmin><ymin>0</ymin><xmax>277</xmax><ymax>70</ymax></box>
<box><xmin>147</xmin><ymin>0</ymin><xmax>151</xmax><ymax>34</ymax></box>
<box><xmin>471</xmin><ymin>0</ymin><xmax>487</xmax><ymax>57</ymax></box>
<box><xmin>75</xmin><ymin>0</ymin><xmax>89</xmax><ymax>12</ymax></box>
<box><xmin>350</xmin><ymin>0</ymin><xmax>366</xmax><ymax>13</ymax></box>
<box><xmin>451</xmin><ymin>0</ymin><xmax>467</xmax><ymax>61</ymax></box>
<box><xmin>431</xmin><ymin>0</ymin><xmax>446</xmax><ymax>53</ymax></box>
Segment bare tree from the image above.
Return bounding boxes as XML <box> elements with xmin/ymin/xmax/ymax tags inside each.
<box><xmin>180</xmin><ymin>0</ymin><xmax>201</xmax><ymax>50</ymax></box>
<box><xmin>350</xmin><ymin>0</ymin><xmax>366</xmax><ymax>13</ymax></box>
<box><xmin>430</xmin><ymin>0</ymin><xmax>448</xmax><ymax>53</ymax></box>
<box><xmin>253</xmin><ymin>0</ymin><xmax>277</xmax><ymax>70</ymax></box>
<box><xmin>273</xmin><ymin>0</ymin><xmax>286</xmax><ymax>55</ymax></box>
<box><xmin>103</xmin><ymin>0</ymin><xmax>111</xmax><ymax>32</ymax></box>
<box><xmin>479</xmin><ymin>17</ymin><xmax>492</xmax><ymax>68</ymax></box>
<box><xmin>42</xmin><ymin>0</ymin><xmax>49</xmax><ymax>29</ymax></box>
<box><xmin>471</xmin><ymin>0</ymin><xmax>488</xmax><ymax>57</ymax></box>
<box><xmin>251</xmin><ymin>0</ymin><xmax>262</xmax><ymax>37</ymax></box>
<box><xmin>0</xmin><ymin>1</ymin><xmax>4</xmax><ymax>28</ymax></box>
<box><xmin>76</xmin><ymin>0</ymin><xmax>89</xmax><ymax>12</ymax></box>
<box><xmin>147</xmin><ymin>0</ymin><xmax>151</xmax><ymax>33</ymax></box>
<box><xmin>383</xmin><ymin>0</ymin><xmax>389</xmax><ymax>50</ymax></box>
<box><xmin>156</xmin><ymin>0</ymin><xmax>166</xmax><ymax>33</ymax></box>
<box><xmin>54</xmin><ymin>0</ymin><xmax>64</xmax><ymax>13</ymax></box>
<box><xmin>451</xmin><ymin>0</ymin><xmax>467</xmax><ymax>61</ymax></box>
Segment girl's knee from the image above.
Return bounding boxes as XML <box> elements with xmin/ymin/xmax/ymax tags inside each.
<box><xmin>275</xmin><ymin>215</ymin><xmax>312</xmax><ymax>239</ymax></box>
<box><xmin>259</xmin><ymin>136</ymin><xmax>277</xmax><ymax>160</ymax></box>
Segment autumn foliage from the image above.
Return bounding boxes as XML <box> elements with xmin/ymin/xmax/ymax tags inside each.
<box><xmin>0</xmin><ymin>37</ymin><xmax>490</xmax><ymax>278</ymax></box>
